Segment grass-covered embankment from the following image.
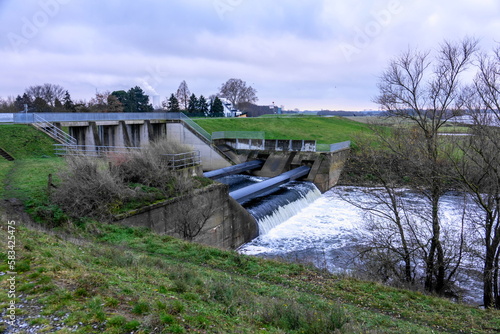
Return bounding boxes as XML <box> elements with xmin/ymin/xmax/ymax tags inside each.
<box><xmin>1</xmin><ymin>122</ymin><xmax>500</xmax><ymax>333</ymax></box>
<box><xmin>1</xmin><ymin>218</ymin><xmax>500</xmax><ymax>333</ymax></box>
<box><xmin>0</xmin><ymin>124</ymin><xmax>57</xmax><ymax>159</ymax></box>
<box><xmin>194</xmin><ymin>115</ymin><xmax>378</xmax><ymax>145</ymax></box>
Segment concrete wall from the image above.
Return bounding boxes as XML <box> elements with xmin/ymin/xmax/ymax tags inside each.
<box><xmin>66</xmin><ymin>120</ymin><xmax>167</xmax><ymax>149</ymax></box>
<box><xmin>233</xmin><ymin>147</ymin><xmax>350</xmax><ymax>193</ymax></box>
<box><xmin>113</xmin><ymin>183</ymin><xmax>258</xmax><ymax>249</ymax></box>
<box><xmin>215</xmin><ymin>138</ymin><xmax>316</xmax><ymax>152</ymax></box>
<box><xmin>166</xmin><ymin>122</ymin><xmax>231</xmax><ymax>171</ymax></box>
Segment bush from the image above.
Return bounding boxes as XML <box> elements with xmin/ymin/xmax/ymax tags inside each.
<box><xmin>51</xmin><ymin>138</ymin><xmax>208</xmax><ymax>222</ymax></box>
<box><xmin>111</xmin><ymin>140</ymin><xmax>197</xmax><ymax>197</ymax></box>
<box><xmin>51</xmin><ymin>155</ymin><xmax>135</xmax><ymax>220</ymax></box>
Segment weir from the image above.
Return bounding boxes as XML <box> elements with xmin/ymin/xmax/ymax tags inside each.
<box><xmin>229</xmin><ymin>166</ymin><xmax>311</xmax><ymax>204</ymax></box>
<box><xmin>245</xmin><ymin>182</ymin><xmax>321</xmax><ymax>235</ymax></box>
<box><xmin>14</xmin><ymin>112</ymin><xmax>350</xmax><ymax>247</ymax></box>
<box><xmin>203</xmin><ymin>160</ymin><xmax>264</xmax><ymax>179</ymax></box>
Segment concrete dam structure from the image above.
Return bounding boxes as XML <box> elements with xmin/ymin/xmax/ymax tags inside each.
<box><xmin>15</xmin><ymin>112</ymin><xmax>350</xmax><ymax>249</ymax></box>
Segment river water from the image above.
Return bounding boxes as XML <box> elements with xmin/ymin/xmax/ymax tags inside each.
<box><xmin>225</xmin><ymin>178</ymin><xmax>484</xmax><ymax>306</ymax></box>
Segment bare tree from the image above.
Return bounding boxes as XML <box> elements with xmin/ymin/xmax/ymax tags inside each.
<box><xmin>452</xmin><ymin>45</ymin><xmax>500</xmax><ymax>308</ymax></box>
<box><xmin>374</xmin><ymin>37</ymin><xmax>478</xmax><ymax>294</ymax></box>
<box><xmin>218</xmin><ymin>78</ymin><xmax>258</xmax><ymax>108</ymax></box>
<box><xmin>345</xmin><ymin>131</ymin><xmax>470</xmax><ymax>291</ymax></box>
<box><xmin>88</xmin><ymin>91</ymin><xmax>123</xmax><ymax>113</ymax></box>
<box><xmin>347</xmin><ymin>137</ymin><xmax>417</xmax><ymax>283</ymax></box>
<box><xmin>0</xmin><ymin>96</ymin><xmax>18</xmax><ymax>113</ymax></box>
<box><xmin>25</xmin><ymin>83</ymin><xmax>66</xmax><ymax>107</ymax></box>
<box><xmin>176</xmin><ymin>80</ymin><xmax>191</xmax><ymax>110</ymax></box>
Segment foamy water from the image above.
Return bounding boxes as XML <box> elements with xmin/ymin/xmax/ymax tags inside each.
<box><xmin>239</xmin><ymin>186</ymin><xmax>484</xmax><ymax>305</ymax></box>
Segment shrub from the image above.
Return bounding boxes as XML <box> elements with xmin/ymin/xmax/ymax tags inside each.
<box><xmin>51</xmin><ymin>155</ymin><xmax>135</xmax><ymax>220</ymax></box>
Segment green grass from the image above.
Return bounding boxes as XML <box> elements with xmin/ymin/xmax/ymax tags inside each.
<box><xmin>194</xmin><ymin>116</ymin><xmax>378</xmax><ymax>145</ymax></box>
<box><xmin>1</xmin><ymin>117</ymin><xmax>499</xmax><ymax>333</ymax></box>
<box><xmin>1</xmin><ymin>222</ymin><xmax>499</xmax><ymax>333</ymax></box>
<box><xmin>0</xmin><ymin>124</ymin><xmax>57</xmax><ymax>159</ymax></box>
<box><xmin>1</xmin><ymin>158</ymin><xmax>64</xmax><ymax>201</ymax></box>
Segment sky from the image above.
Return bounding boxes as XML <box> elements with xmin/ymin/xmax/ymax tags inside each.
<box><xmin>0</xmin><ymin>0</ymin><xmax>498</xmax><ymax>111</ymax></box>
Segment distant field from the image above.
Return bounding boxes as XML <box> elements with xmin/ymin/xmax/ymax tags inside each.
<box><xmin>194</xmin><ymin>116</ymin><xmax>377</xmax><ymax>145</ymax></box>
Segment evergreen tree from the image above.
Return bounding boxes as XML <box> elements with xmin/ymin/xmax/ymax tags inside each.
<box><xmin>14</xmin><ymin>93</ymin><xmax>32</xmax><ymax>111</ymax></box>
<box><xmin>63</xmin><ymin>91</ymin><xmax>75</xmax><ymax>112</ymax></box>
<box><xmin>187</xmin><ymin>93</ymin><xmax>198</xmax><ymax>114</ymax></box>
<box><xmin>128</xmin><ymin>86</ymin><xmax>153</xmax><ymax>112</ymax></box>
<box><xmin>33</xmin><ymin>97</ymin><xmax>51</xmax><ymax>112</ymax></box>
<box><xmin>111</xmin><ymin>90</ymin><xmax>128</xmax><ymax>106</ymax></box>
<box><xmin>112</xmin><ymin>87</ymin><xmax>153</xmax><ymax>112</ymax></box>
<box><xmin>198</xmin><ymin>95</ymin><xmax>209</xmax><ymax>116</ymax></box>
<box><xmin>210</xmin><ymin>96</ymin><xmax>225</xmax><ymax>117</ymax></box>
<box><xmin>54</xmin><ymin>98</ymin><xmax>63</xmax><ymax>112</ymax></box>
<box><xmin>167</xmin><ymin>93</ymin><xmax>180</xmax><ymax>112</ymax></box>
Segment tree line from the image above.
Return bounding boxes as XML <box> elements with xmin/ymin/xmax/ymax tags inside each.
<box><xmin>0</xmin><ymin>78</ymin><xmax>258</xmax><ymax>117</ymax></box>
<box><xmin>346</xmin><ymin>37</ymin><xmax>500</xmax><ymax>309</ymax></box>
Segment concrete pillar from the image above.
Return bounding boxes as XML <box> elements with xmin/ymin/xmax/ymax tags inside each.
<box><xmin>140</xmin><ymin>120</ymin><xmax>153</xmax><ymax>147</ymax></box>
<box><xmin>116</xmin><ymin>121</ymin><xmax>131</xmax><ymax>147</ymax></box>
<box><xmin>79</xmin><ymin>122</ymin><xmax>101</xmax><ymax>154</ymax></box>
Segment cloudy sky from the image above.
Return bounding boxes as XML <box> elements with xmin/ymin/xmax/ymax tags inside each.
<box><xmin>0</xmin><ymin>0</ymin><xmax>498</xmax><ymax>111</ymax></box>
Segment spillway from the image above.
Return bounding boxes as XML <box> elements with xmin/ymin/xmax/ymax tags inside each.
<box><xmin>216</xmin><ymin>174</ymin><xmax>320</xmax><ymax>235</ymax></box>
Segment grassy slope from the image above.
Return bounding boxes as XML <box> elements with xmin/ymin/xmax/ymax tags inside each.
<box><xmin>0</xmin><ymin>124</ymin><xmax>57</xmax><ymax>159</ymax></box>
<box><xmin>194</xmin><ymin>115</ymin><xmax>376</xmax><ymax>144</ymax></box>
<box><xmin>1</xmin><ymin>120</ymin><xmax>499</xmax><ymax>333</ymax></box>
<box><xmin>1</xmin><ymin>222</ymin><xmax>500</xmax><ymax>333</ymax></box>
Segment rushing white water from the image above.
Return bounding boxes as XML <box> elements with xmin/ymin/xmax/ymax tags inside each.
<box><xmin>238</xmin><ymin>186</ymin><xmax>485</xmax><ymax>305</ymax></box>
<box><xmin>217</xmin><ymin>175</ymin><xmax>321</xmax><ymax>234</ymax></box>
<box><xmin>249</xmin><ymin>187</ymin><xmax>321</xmax><ymax>235</ymax></box>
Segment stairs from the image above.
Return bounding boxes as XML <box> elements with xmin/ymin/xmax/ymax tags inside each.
<box><xmin>0</xmin><ymin>147</ymin><xmax>14</xmax><ymax>161</ymax></box>
<box><xmin>31</xmin><ymin>113</ymin><xmax>77</xmax><ymax>145</ymax></box>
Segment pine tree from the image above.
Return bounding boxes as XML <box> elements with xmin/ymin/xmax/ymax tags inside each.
<box><xmin>63</xmin><ymin>91</ymin><xmax>75</xmax><ymax>112</ymax></box>
<box><xmin>210</xmin><ymin>96</ymin><xmax>225</xmax><ymax>117</ymax></box>
<box><xmin>187</xmin><ymin>94</ymin><xmax>198</xmax><ymax>114</ymax></box>
<box><xmin>167</xmin><ymin>93</ymin><xmax>180</xmax><ymax>112</ymax></box>
<box><xmin>198</xmin><ymin>95</ymin><xmax>209</xmax><ymax>116</ymax></box>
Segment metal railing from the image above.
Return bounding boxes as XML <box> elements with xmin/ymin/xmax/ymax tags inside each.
<box><xmin>14</xmin><ymin>112</ymin><xmax>174</xmax><ymax>123</ymax></box>
<box><xmin>160</xmin><ymin>151</ymin><xmax>201</xmax><ymax>169</ymax></box>
<box><xmin>33</xmin><ymin>114</ymin><xmax>77</xmax><ymax>145</ymax></box>
<box><xmin>54</xmin><ymin>144</ymin><xmax>142</xmax><ymax>157</ymax></box>
<box><xmin>13</xmin><ymin>111</ymin><xmax>212</xmax><ymax>143</ymax></box>
<box><xmin>178</xmin><ymin>113</ymin><xmax>212</xmax><ymax>141</ymax></box>
<box><xmin>212</xmin><ymin>131</ymin><xmax>265</xmax><ymax>140</ymax></box>
<box><xmin>54</xmin><ymin>144</ymin><xmax>201</xmax><ymax>170</ymax></box>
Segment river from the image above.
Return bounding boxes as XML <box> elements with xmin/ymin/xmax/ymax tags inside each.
<box><xmin>234</xmin><ymin>183</ymin><xmax>484</xmax><ymax>306</ymax></box>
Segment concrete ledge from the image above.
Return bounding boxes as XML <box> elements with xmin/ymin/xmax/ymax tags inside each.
<box><xmin>113</xmin><ymin>183</ymin><xmax>258</xmax><ymax>249</ymax></box>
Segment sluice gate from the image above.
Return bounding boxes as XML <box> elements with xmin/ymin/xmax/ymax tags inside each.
<box><xmin>229</xmin><ymin>166</ymin><xmax>311</xmax><ymax>204</ymax></box>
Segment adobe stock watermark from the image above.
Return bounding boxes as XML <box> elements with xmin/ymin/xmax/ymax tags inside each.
<box><xmin>213</xmin><ymin>0</ymin><xmax>245</xmax><ymax>20</ymax></box>
<box><xmin>6</xmin><ymin>0</ymin><xmax>72</xmax><ymax>52</ymax></box>
<box><xmin>339</xmin><ymin>0</ymin><xmax>404</xmax><ymax>62</ymax></box>
<box><xmin>5</xmin><ymin>220</ymin><xmax>17</xmax><ymax>328</ymax></box>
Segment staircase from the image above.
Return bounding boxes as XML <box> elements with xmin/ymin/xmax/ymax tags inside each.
<box><xmin>31</xmin><ymin>114</ymin><xmax>77</xmax><ymax>146</ymax></box>
<box><xmin>0</xmin><ymin>147</ymin><xmax>14</xmax><ymax>161</ymax></box>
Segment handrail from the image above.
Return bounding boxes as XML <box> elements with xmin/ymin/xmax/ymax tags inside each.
<box><xmin>33</xmin><ymin>114</ymin><xmax>77</xmax><ymax>145</ymax></box>
<box><xmin>54</xmin><ymin>144</ymin><xmax>201</xmax><ymax>170</ymax></box>
<box><xmin>178</xmin><ymin>113</ymin><xmax>212</xmax><ymax>141</ymax></box>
